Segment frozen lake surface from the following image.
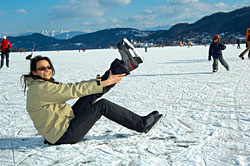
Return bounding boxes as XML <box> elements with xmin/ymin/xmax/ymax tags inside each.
<box><xmin>0</xmin><ymin>45</ymin><xmax>249</xmax><ymax>165</ymax></box>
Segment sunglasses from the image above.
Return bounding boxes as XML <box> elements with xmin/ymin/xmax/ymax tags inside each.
<box><xmin>36</xmin><ymin>66</ymin><xmax>52</xmax><ymax>71</ymax></box>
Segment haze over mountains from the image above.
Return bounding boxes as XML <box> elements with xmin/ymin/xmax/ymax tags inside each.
<box><xmin>5</xmin><ymin>6</ymin><xmax>250</xmax><ymax>51</ymax></box>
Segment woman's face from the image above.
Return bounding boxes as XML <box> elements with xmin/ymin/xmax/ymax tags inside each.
<box><xmin>32</xmin><ymin>60</ymin><xmax>53</xmax><ymax>80</ymax></box>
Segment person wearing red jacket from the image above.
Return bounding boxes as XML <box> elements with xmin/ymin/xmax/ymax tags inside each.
<box><xmin>1</xmin><ymin>36</ymin><xmax>12</xmax><ymax>68</ymax></box>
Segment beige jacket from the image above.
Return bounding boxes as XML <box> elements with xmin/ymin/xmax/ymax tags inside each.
<box><xmin>26</xmin><ymin>77</ymin><xmax>103</xmax><ymax>144</ymax></box>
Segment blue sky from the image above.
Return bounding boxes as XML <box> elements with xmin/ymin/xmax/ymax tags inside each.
<box><xmin>0</xmin><ymin>0</ymin><xmax>249</xmax><ymax>36</ymax></box>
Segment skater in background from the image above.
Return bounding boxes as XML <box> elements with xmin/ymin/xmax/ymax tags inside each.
<box><xmin>232</xmin><ymin>41</ymin><xmax>235</xmax><ymax>47</ymax></box>
<box><xmin>239</xmin><ymin>28</ymin><xmax>250</xmax><ymax>60</ymax></box>
<box><xmin>179</xmin><ymin>41</ymin><xmax>183</xmax><ymax>47</ymax></box>
<box><xmin>188</xmin><ymin>40</ymin><xmax>193</xmax><ymax>47</ymax></box>
<box><xmin>21</xmin><ymin>42</ymin><xmax>161</xmax><ymax>145</ymax></box>
<box><xmin>144</xmin><ymin>43</ymin><xmax>148</xmax><ymax>52</ymax></box>
<box><xmin>237</xmin><ymin>38</ymin><xmax>241</xmax><ymax>49</ymax></box>
<box><xmin>208</xmin><ymin>35</ymin><xmax>229</xmax><ymax>73</ymax></box>
<box><xmin>0</xmin><ymin>36</ymin><xmax>11</xmax><ymax>69</ymax></box>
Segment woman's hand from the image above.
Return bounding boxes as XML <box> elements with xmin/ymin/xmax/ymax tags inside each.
<box><xmin>101</xmin><ymin>70</ymin><xmax>126</xmax><ymax>87</ymax></box>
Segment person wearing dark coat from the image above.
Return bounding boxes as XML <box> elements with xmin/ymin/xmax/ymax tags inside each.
<box><xmin>237</xmin><ymin>38</ymin><xmax>241</xmax><ymax>49</ymax></box>
<box><xmin>208</xmin><ymin>35</ymin><xmax>229</xmax><ymax>72</ymax></box>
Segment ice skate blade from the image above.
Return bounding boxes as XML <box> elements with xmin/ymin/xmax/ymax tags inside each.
<box><xmin>123</xmin><ymin>38</ymin><xmax>144</xmax><ymax>61</ymax></box>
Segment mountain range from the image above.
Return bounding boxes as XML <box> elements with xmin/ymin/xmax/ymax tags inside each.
<box><xmin>7</xmin><ymin>6</ymin><xmax>250</xmax><ymax>51</ymax></box>
<box><xmin>40</xmin><ymin>30</ymin><xmax>86</xmax><ymax>40</ymax></box>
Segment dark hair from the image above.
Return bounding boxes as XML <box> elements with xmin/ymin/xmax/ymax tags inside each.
<box><xmin>20</xmin><ymin>55</ymin><xmax>56</xmax><ymax>94</ymax></box>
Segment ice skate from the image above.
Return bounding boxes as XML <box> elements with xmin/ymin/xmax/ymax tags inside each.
<box><xmin>143</xmin><ymin>111</ymin><xmax>163</xmax><ymax>133</ymax></box>
<box><xmin>123</xmin><ymin>38</ymin><xmax>144</xmax><ymax>61</ymax></box>
<box><xmin>239</xmin><ymin>54</ymin><xmax>244</xmax><ymax>60</ymax></box>
<box><xmin>117</xmin><ymin>39</ymin><xmax>143</xmax><ymax>72</ymax></box>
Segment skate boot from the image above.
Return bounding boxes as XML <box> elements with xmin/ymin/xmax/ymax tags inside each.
<box><xmin>123</xmin><ymin>38</ymin><xmax>144</xmax><ymax>62</ymax></box>
<box><xmin>143</xmin><ymin>111</ymin><xmax>163</xmax><ymax>133</ymax></box>
<box><xmin>26</xmin><ymin>54</ymin><xmax>32</xmax><ymax>60</ymax></box>
<box><xmin>239</xmin><ymin>54</ymin><xmax>244</xmax><ymax>60</ymax></box>
<box><xmin>117</xmin><ymin>38</ymin><xmax>143</xmax><ymax>72</ymax></box>
<box><xmin>134</xmin><ymin>56</ymin><xmax>143</xmax><ymax>64</ymax></box>
<box><xmin>110</xmin><ymin>58</ymin><xmax>130</xmax><ymax>75</ymax></box>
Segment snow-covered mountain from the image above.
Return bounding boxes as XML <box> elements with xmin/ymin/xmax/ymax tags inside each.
<box><xmin>40</xmin><ymin>30</ymin><xmax>85</xmax><ymax>40</ymax></box>
<box><xmin>143</xmin><ymin>24</ymin><xmax>172</xmax><ymax>31</ymax></box>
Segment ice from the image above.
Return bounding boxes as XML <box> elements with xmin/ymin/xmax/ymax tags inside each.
<box><xmin>0</xmin><ymin>45</ymin><xmax>249</xmax><ymax>165</ymax></box>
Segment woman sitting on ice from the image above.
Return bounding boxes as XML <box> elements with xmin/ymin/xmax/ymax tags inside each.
<box><xmin>21</xmin><ymin>43</ymin><xmax>162</xmax><ymax>145</ymax></box>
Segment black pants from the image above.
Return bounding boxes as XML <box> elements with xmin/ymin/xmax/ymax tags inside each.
<box><xmin>53</xmin><ymin>60</ymin><xmax>145</xmax><ymax>145</ymax></box>
<box><xmin>1</xmin><ymin>51</ymin><xmax>9</xmax><ymax>68</ymax></box>
<box><xmin>54</xmin><ymin>98</ymin><xmax>145</xmax><ymax>144</ymax></box>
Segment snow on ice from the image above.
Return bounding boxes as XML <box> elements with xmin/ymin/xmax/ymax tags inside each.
<box><xmin>0</xmin><ymin>45</ymin><xmax>249</xmax><ymax>166</ymax></box>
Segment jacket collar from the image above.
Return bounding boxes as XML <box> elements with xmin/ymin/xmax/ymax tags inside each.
<box><xmin>27</xmin><ymin>77</ymin><xmax>46</xmax><ymax>86</ymax></box>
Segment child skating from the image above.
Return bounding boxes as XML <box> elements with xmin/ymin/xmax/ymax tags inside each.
<box><xmin>208</xmin><ymin>35</ymin><xmax>229</xmax><ymax>73</ymax></box>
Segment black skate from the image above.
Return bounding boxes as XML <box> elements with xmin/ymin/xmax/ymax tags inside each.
<box><xmin>117</xmin><ymin>38</ymin><xmax>143</xmax><ymax>72</ymax></box>
<box><xmin>143</xmin><ymin>111</ymin><xmax>163</xmax><ymax>133</ymax></box>
<box><xmin>239</xmin><ymin>55</ymin><xmax>244</xmax><ymax>60</ymax></box>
